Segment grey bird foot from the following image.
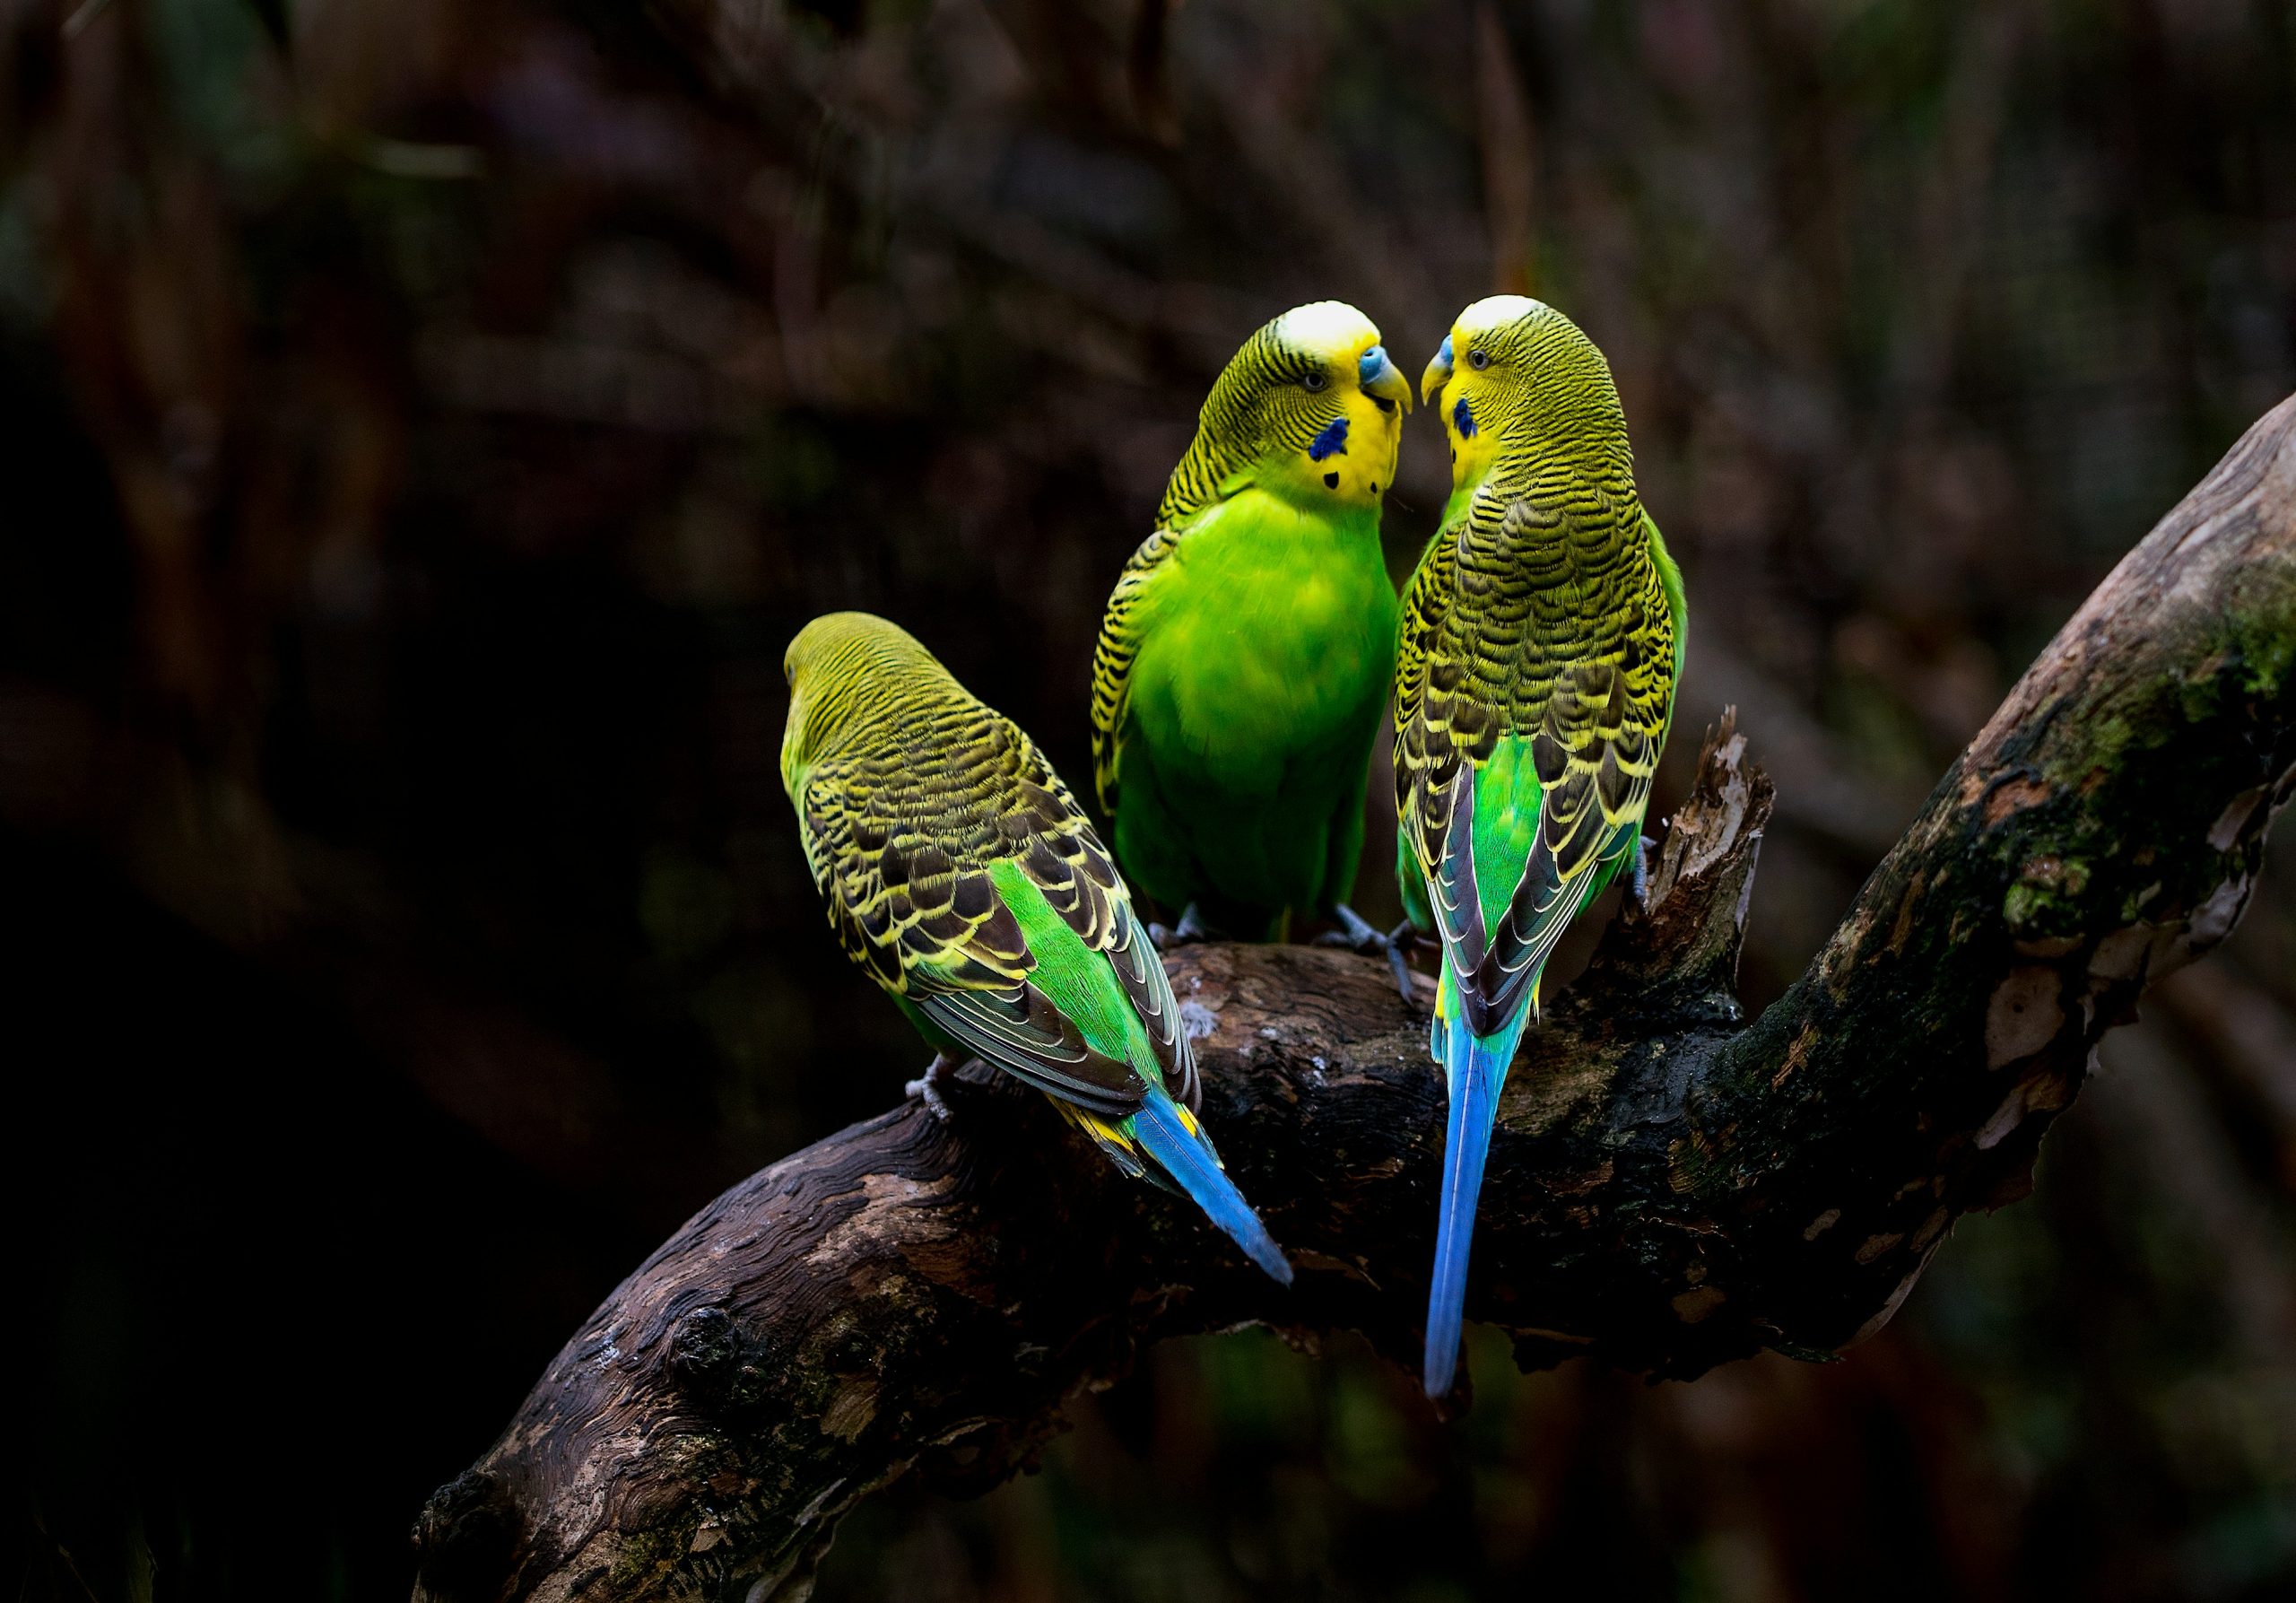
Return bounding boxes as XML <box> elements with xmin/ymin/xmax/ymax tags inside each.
<box><xmin>1631</xmin><ymin>832</ymin><xmax>1657</xmax><ymax>910</ymax></box>
<box><xmin>1149</xmin><ymin>902</ymin><xmax>1213</xmax><ymax>951</ymax></box>
<box><xmin>904</xmin><ymin>1052</ymin><xmax>968</xmax><ymax>1124</ymax></box>
<box><xmin>1315</xmin><ymin>902</ymin><xmax>1418</xmax><ymax>1003</ymax></box>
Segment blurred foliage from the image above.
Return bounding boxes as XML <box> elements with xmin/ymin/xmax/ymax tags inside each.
<box><xmin>4</xmin><ymin>0</ymin><xmax>2294</xmax><ymax>1599</ymax></box>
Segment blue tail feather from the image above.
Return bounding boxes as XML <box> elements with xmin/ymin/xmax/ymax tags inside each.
<box><xmin>1423</xmin><ymin>1002</ymin><xmax>1530</xmax><ymax>1397</ymax></box>
<box><xmin>1130</xmin><ymin>1091</ymin><xmax>1294</xmax><ymax>1286</ymax></box>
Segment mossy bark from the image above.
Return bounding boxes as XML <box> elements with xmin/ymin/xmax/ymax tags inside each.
<box><xmin>413</xmin><ymin>397</ymin><xmax>2296</xmax><ymax>1603</ymax></box>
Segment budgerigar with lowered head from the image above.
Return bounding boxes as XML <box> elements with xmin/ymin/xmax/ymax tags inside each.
<box><xmin>782</xmin><ymin>612</ymin><xmax>1292</xmax><ymax>1285</ymax></box>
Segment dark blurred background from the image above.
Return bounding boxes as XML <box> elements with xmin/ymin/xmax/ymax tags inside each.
<box><xmin>6</xmin><ymin>0</ymin><xmax>2294</xmax><ymax>1599</ymax></box>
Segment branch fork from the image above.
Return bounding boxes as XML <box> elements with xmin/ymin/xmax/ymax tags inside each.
<box><xmin>414</xmin><ymin>397</ymin><xmax>2296</xmax><ymax>1603</ymax></box>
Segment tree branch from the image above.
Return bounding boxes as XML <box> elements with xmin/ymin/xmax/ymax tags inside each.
<box><xmin>412</xmin><ymin>396</ymin><xmax>2296</xmax><ymax>1603</ymax></box>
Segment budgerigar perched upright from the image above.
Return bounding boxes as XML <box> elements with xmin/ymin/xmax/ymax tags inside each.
<box><xmin>1395</xmin><ymin>298</ymin><xmax>1685</xmax><ymax>1395</ymax></box>
<box><xmin>1091</xmin><ymin>302</ymin><xmax>1414</xmax><ymax>980</ymax></box>
<box><xmin>782</xmin><ymin>612</ymin><xmax>1292</xmax><ymax>1285</ymax></box>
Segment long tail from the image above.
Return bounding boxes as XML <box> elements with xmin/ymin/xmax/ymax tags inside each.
<box><xmin>1127</xmin><ymin>1089</ymin><xmax>1294</xmax><ymax>1285</ymax></box>
<box><xmin>1423</xmin><ymin>989</ymin><xmax>1531</xmax><ymax>1397</ymax></box>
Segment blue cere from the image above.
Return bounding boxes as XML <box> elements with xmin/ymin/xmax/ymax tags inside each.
<box><xmin>1359</xmin><ymin>344</ymin><xmax>1395</xmax><ymax>386</ymax></box>
<box><xmin>1452</xmin><ymin>396</ymin><xmax>1477</xmax><ymax>440</ymax></box>
<box><xmin>1309</xmin><ymin>417</ymin><xmax>1351</xmax><ymax>461</ymax></box>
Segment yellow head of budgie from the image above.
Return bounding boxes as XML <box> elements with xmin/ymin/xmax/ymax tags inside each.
<box><xmin>1160</xmin><ymin>300</ymin><xmax>1414</xmax><ymax>526</ymax></box>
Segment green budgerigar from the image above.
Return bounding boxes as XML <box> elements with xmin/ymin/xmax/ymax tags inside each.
<box><xmin>1395</xmin><ymin>297</ymin><xmax>1685</xmax><ymax>1395</ymax></box>
<box><xmin>781</xmin><ymin>612</ymin><xmax>1291</xmax><ymax>1284</ymax></box>
<box><xmin>1091</xmin><ymin>301</ymin><xmax>1414</xmax><ymax>979</ymax></box>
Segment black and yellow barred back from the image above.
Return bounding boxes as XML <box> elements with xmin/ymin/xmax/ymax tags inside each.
<box><xmin>783</xmin><ymin>614</ymin><xmax>1194</xmax><ymax>1114</ymax></box>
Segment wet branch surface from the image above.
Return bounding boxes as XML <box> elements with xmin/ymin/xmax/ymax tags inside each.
<box><xmin>413</xmin><ymin>398</ymin><xmax>2296</xmax><ymax>1602</ymax></box>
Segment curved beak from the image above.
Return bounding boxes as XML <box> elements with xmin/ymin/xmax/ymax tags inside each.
<box><xmin>1420</xmin><ymin>334</ymin><xmax>1455</xmax><ymax>408</ymax></box>
<box><xmin>1357</xmin><ymin>344</ymin><xmax>1413</xmax><ymax>414</ymax></box>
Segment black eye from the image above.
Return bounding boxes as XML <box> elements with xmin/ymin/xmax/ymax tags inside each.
<box><xmin>1467</xmin><ymin>349</ymin><xmax>1492</xmax><ymax>370</ymax></box>
<box><xmin>1301</xmin><ymin>370</ymin><xmax>1327</xmax><ymax>392</ymax></box>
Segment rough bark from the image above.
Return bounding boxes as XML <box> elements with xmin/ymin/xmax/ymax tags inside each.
<box><xmin>413</xmin><ymin>398</ymin><xmax>2296</xmax><ymax>1603</ymax></box>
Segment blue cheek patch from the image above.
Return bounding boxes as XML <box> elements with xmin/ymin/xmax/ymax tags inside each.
<box><xmin>1309</xmin><ymin>417</ymin><xmax>1350</xmax><ymax>461</ymax></box>
<box><xmin>1452</xmin><ymin>396</ymin><xmax>1477</xmax><ymax>440</ymax></box>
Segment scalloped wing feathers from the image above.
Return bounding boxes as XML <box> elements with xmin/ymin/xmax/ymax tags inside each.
<box><xmin>1090</xmin><ymin>526</ymin><xmax>1177</xmax><ymax>816</ymax></box>
<box><xmin>1395</xmin><ymin>492</ymin><xmax>1679</xmax><ymax>1036</ymax></box>
<box><xmin>796</xmin><ymin>663</ymin><xmax>1196</xmax><ymax>1116</ymax></box>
